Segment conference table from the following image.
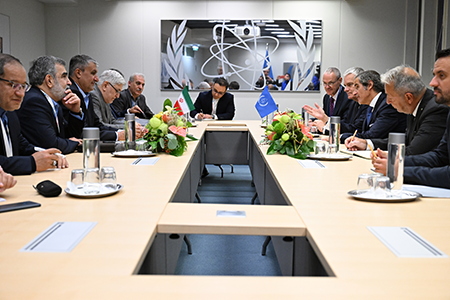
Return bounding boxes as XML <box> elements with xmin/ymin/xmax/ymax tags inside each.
<box><xmin>1</xmin><ymin>120</ymin><xmax>449</xmax><ymax>299</ymax></box>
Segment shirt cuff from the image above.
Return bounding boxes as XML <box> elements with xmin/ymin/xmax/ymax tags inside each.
<box><xmin>366</xmin><ymin>139</ymin><xmax>374</xmax><ymax>150</ymax></box>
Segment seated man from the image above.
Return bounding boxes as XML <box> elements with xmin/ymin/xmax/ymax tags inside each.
<box><xmin>347</xmin><ymin>65</ymin><xmax>448</xmax><ymax>155</ymax></box>
<box><xmin>255</xmin><ymin>68</ymin><xmax>276</xmax><ymax>88</ymax></box>
<box><xmin>91</xmin><ymin>70</ymin><xmax>126</xmax><ymax>129</ymax></box>
<box><xmin>372</xmin><ymin>48</ymin><xmax>450</xmax><ymax>189</ymax></box>
<box><xmin>0</xmin><ymin>54</ymin><xmax>68</xmax><ymax>175</ymax></box>
<box><xmin>0</xmin><ymin>166</ymin><xmax>16</xmax><ymax>192</ymax></box>
<box><xmin>341</xmin><ymin>70</ymin><xmax>406</xmax><ymax>141</ymax></box>
<box><xmin>304</xmin><ymin>67</ymin><xmax>352</xmax><ymax>133</ymax></box>
<box><xmin>190</xmin><ymin>77</ymin><xmax>235</xmax><ymax>120</ymax></box>
<box><xmin>111</xmin><ymin>73</ymin><xmax>154</xmax><ymax>119</ymax></box>
<box><xmin>18</xmin><ymin>55</ymin><xmax>83</xmax><ymax>154</ymax></box>
<box><xmin>304</xmin><ymin>67</ymin><xmax>368</xmax><ymax>139</ymax></box>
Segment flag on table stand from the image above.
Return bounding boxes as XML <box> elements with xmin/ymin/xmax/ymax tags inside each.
<box><xmin>255</xmin><ymin>86</ymin><xmax>278</xmax><ymax>118</ymax></box>
<box><xmin>174</xmin><ymin>86</ymin><xmax>195</xmax><ymax>116</ymax></box>
<box><xmin>262</xmin><ymin>45</ymin><xmax>274</xmax><ymax>80</ymax></box>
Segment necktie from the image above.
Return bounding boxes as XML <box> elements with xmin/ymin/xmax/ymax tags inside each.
<box><xmin>53</xmin><ymin>101</ymin><xmax>60</xmax><ymax>133</ymax></box>
<box><xmin>330</xmin><ymin>97</ymin><xmax>335</xmax><ymax>116</ymax></box>
<box><xmin>0</xmin><ymin>113</ymin><xmax>13</xmax><ymax>157</ymax></box>
<box><xmin>365</xmin><ymin>106</ymin><xmax>373</xmax><ymax>128</ymax></box>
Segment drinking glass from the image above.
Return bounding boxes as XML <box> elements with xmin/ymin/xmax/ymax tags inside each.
<box><xmin>328</xmin><ymin>144</ymin><xmax>337</xmax><ymax>154</ymax></box>
<box><xmin>101</xmin><ymin>167</ymin><xmax>117</xmax><ymax>190</ymax></box>
<box><xmin>70</xmin><ymin>169</ymin><xmax>84</xmax><ymax>190</ymax></box>
<box><xmin>84</xmin><ymin>168</ymin><xmax>100</xmax><ymax>194</ymax></box>
<box><xmin>115</xmin><ymin>141</ymin><xmax>126</xmax><ymax>152</ymax></box>
<box><xmin>135</xmin><ymin>140</ymin><xmax>149</xmax><ymax>151</ymax></box>
<box><xmin>315</xmin><ymin>142</ymin><xmax>326</xmax><ymax>155</ymax></box>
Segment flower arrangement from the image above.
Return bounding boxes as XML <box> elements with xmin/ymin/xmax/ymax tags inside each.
<box><xmin>264</xmin><ymin>110</ymin><xmax>315</xmax><ymax>159</ymax></box>
<box><xmin>144</xmin><ymin>100</ymin><xmax>196</xmax><ymax>157</ymax></box>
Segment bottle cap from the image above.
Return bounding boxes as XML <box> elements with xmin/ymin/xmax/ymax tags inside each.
<box><xmin>125</xmin><ymin>113</ymin><xmax>135</xmax><ymax>121</ymax></box>
<box><xmin>388</xmin><ymin>132</ymin><xmax>405</xmax><ymax>144</ymax></box>
<box><xmin>83</xmin><ymin>127</ymin><xmax>99</xmax><ymax>139</ymax></box>
<box><xmin>330</xmin><ymin>116</ymin><xmax>340</xmax><ymax>123</ymax></box>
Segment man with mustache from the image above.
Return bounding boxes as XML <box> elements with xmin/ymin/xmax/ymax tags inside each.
<box><xmin>372</xmin><ymin>48</ymin><xmax>450</xmax><ymax>188</ymax></box>
<box><xmin>18</xmin><ymin>55</ymin><xmax>83</xmax><ymax>154</ymax></box>
<box><xmin>111</xmin><ymin>73</ymin><xmax>154</xmax><ymax>119</ymax></box>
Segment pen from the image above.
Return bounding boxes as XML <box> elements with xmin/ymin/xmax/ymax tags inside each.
<box><xmin>350</xmin><ymin>129</ymin><xmax>357</xmax><ymax>142</ymax></box>
<box><xmin>34</xmin><ymin>147</ymin><xmax>66</xmax><ymax>159</ymax></box>
<box><xmin>368</xmin><ymin>144</ymin><xmax>377</xmax><ymax>158</ymax></box>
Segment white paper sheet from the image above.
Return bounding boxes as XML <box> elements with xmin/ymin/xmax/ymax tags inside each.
<box><xmin>298</xmin><ymin>160</ymin><xmax>327</xmax><ymax>169</ymax></box>
<box><xmin>403</xmin><ymin>184</ymin><xmax>450</xmax><ymax>198</ymax></box>
<box><xmin>131</xmin><ymin>157</ymin><xmax>160</xmax><ymax>166</ymax></box>
<box><xmin>368</xmin><ymin>226</ymin><xmax>447</xmax><ymax>258</ymax></box>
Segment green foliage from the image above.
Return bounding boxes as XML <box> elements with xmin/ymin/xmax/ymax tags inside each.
<box><xmin>163</xmin><ymin>99</ymin><xmax>172</xmax><ymax>111</ymax></box>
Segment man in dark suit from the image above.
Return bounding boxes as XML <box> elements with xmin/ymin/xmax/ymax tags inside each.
<box><xmin>18</xmin><ymin>55</ymin><xmax>83</xmax><ymax>154</ymax></box>
<box><xmin>303</xmin><ymin>67</ymin><xmax>352</xmax><ymax>133</ymax></box>
<box><xmin>304</xmin><ymin>67</ymin><xmax>368</xmax><ymax>139</ymax></box>
<box><xmin>0</xmin><ymin>54</ymin><xmax>68</xmax><ymax>175</ymax></box>
<box><xmin>346</xmin><ymin>65</ymin><xmax>448</xmax><ymax>155</ymax></box>
<box><xmin>341</xmin><ymin>70</ymin><xmax>406</xmax><ymax>141</ymax></box>
<box><xmin>190</xmin><ymin>77</ymin><xmax>235</xmax><ymax>120</ymax></box>
<box><xmin>64</xmin><ymin>54</ymin><xmax>123</xmax><ymax>141</ymax></box>
<box><xmin>372</xmin><ymin>48</ymin><xmax>450</xmax><ymax>188</ymax></box>
<box><xmin>111</xmin><ymin>73</ymin><xmax>154</xmax><ymax>119</ymax></box>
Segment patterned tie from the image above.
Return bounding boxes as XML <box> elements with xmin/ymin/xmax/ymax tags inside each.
<box><xmin>365</xmin><ymin>106</ymin><xmax>373</xmax><ymax>128</ymax></box>
<box><xmin>330</xmin><ymin>97</ymin><xmax>335</xmax><ymax>116</ymax></box>
<box><xmin>1</xmin><ymin>113</ymin><xmax>13</xmax><ymax>157</ymax></box>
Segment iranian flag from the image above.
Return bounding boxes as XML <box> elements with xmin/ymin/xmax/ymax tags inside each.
<box><xmin>174</xmin><ymin>86</ymin><xmax>195</xmax><ymax>116</ymax></box>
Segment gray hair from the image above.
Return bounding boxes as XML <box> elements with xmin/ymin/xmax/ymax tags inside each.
<box><xmin>0</xmin><ymin>54</ymin><xmax>22</xmax><ymax>77</ymax></box>
<box><xmin>324</xmin><ymin>67</ymin><xmax>341</xmax><ymax>79</ymax></box>
<box><xmin>356</xmin><ymin>70</ymin><xmax>384</xmax><ymax>93</ymax></box>
<box><xmin>98</xmin><ymin>69</ymin><xmax>126</xmax><ymax>86</ymax></box>
<box><xmin>343</xmin><ymin>67</ymin><xmax>364</xmax><ymax>78</ymax></box>
<box><xmin>381</xmin><ymin>65</ymin><xmax>425</xmax><ymax>97</ymax></box>
<box><xmin>29</xmin><ymin>55</ymin><xmax>66</xmax><ymax>86</ymax></box>
<box><xmin>69</xmin><ymin>54</ymin><xmax>98</xmax><ymax>77</ymax></box>
<box><xmin>129</xmin><ymin>73</ymin><xmax>145</xmax><ymax>82</ymax></box>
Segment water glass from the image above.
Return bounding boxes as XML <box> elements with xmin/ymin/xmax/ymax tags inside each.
<box><xmin>84</xmin><ymin>168</ymin><xmax>100</xmax><ymax>194</ymax></box>
<box><xmin>115</xmin><ymin>140</ymin><xmax>126</xmax><ymax>152</ymax></box>
<box><xmin>374</xmin><ymin>176</ymin><xmax>391</xmax><ymax>197</ymax></box>
<box><xmin>311</xmin><ymin>126</ymin><xmax>318</xmax><ymax>134</ymax></box>
<box><xmin>315</xmin><ymin>142</ymin><xmax>326</xmax><ymax>155</ymax></box>
<box><xmin>135</xmin><ymin>140</ymin><xmax>149</xmax><ymax>151</ymax></box>
<box><xmin>357</xmin><ymin>173</ymin><xmax>383</xmax><ymax>193</ymax></box>
<box><xmin>70</xmin><ymin>169</ymin><xmax>84</xmax><ymax>190</ymax></box>
<box><xmin>101</xmin><ymin>167</ymin><xmax>117</xmax><ymax>190</ymax></box>
<box><xmin>328</xmin><ymin>144</ymin><xmax>337</xmax><ymax>154</ymax></box>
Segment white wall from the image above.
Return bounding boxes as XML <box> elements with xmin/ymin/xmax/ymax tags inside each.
<box><xmin>0</xmin><ymin>0</ymin><xmax>46</xmax><ymax>71</ymax></box>
<box><xmin>41</xmin><ymin>0</ymin><xmax>417</xmax><ymax>120</ymax></box>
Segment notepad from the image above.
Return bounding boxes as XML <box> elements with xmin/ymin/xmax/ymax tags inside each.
<box><xmin>368</xmin><ymin>226</ymin><xmax>447</xmax><ymax>258</ymax></box>
<box><xmin>403</xmin><ymin>184</ymin><xmax>450</xmax><ymax>198</ymax></box>
<box><xmin>217</xmin><ymin>210</ymin><xmax>246</xmax><ymax>217</ymax></box>
<box><xmin>298</xmin><ymin>160</ymin><xmax>327</xmax><ymax>169</ymax></box>
<box><xmin>20</xmin><ymin>222</ymin><xmax>97</xmax><ymax>253</ymax></box>
<box><xmin>131</xmin><ymin>157</ymin><xmax>160</xmax><ymax>166</ymax></box>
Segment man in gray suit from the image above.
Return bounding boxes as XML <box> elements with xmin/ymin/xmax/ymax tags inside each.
<box><xmin>347</xmin><ymin>65</ymin><xmax>448</xmax><ymax>155</ymax></box>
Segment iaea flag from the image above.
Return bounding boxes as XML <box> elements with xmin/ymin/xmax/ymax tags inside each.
<box><xmin>255</xmin><ymin>86</ymin><xmax>278</xmax><ymax>118</ymax></box>
<box><xmin>262</xmin><ymin>48</ymin><xmax>274</xmax><ymax>79</ymax></box>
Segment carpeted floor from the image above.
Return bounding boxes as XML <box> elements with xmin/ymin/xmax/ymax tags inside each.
<box><xmin>175</xmin><ymin>164</ymin><xmax>282</xmax><ymax>276</ymax></box>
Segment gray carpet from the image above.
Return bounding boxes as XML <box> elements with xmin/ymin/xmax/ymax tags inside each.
<box><xmin>175</xmin><ymin>164</ymin><xmax>282</xmax><ymax>276</ymax></box>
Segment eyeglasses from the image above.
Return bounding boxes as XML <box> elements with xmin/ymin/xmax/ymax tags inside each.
<box><xmin>108</xmin><ymin>82</ymin><xmax>121</xmax><ymax>95</ymax></box>
<box><xmin>0</xmin><ymin>77</ymin><xmax>31</xmax><ymax>92</ymax></box>
<box><xmin>322</xmin><ymin>80</ymin><xmax>338</xmax><ymax>87</ymax></box>
<box><xmin>212</xmin><ymin>88</ymin><xmax>225</xmax><ymax>96</ymax></box>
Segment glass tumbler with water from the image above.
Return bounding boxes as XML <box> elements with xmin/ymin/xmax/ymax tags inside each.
<box><xmin>125</xmin><ymin>113</ymin><xmax>136</xmax><ymax>150</ymax></box>
<box><xmin>387</xmin><ymin>133</ymin><xmax>405</xmax><ymax>193</ymax></box>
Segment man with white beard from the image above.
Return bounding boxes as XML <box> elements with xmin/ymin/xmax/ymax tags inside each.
<box><xmin>18</xmin><ymin>55</ymin><xmax>83</xmax><ymax>154</ymax></box>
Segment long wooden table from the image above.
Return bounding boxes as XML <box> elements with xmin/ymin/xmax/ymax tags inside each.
<box><xmin>1</xmin><ymin>120</ymin><xmax>449</xmax><ymax>299</ymax></box>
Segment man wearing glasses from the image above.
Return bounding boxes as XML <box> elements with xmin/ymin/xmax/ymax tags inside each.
<box><xmin>190</xmin><ymin>77</ymin><xmax>235</xmax><ymax>120</ymax></box>
<box><xmin>304</xmin><ymin>67</ymin><xmax>352</xmax><ymax>133</ymax></box>
<box><xmin>17</xmin><ymin>55</ymin><xmax>84</xmax><ymax>154</ymax></box>
<box><xmin>90</xmin><ymin>70</ymin><xmax>127</xmax><ymax>129</ymax></box>
<box><xmin>0</xmin><ymin>54</ymin><xmax>68</xmax><ymax>175</ymax></box>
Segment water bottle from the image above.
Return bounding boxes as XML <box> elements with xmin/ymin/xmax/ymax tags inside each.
<box><xmin>329</xmin><ymin>116</ymin><xmax>340</xmax><ymax>152</ymax></box>
<box><xmin>83</xmin><ymin>127</ymin><xmax>100</xmax><ymax>194</ymax></box>
<box><xmin>125</xmin><ymin>113</ymin><xmax>136</xmax><ymax>150</ymax></box>
<box><xmin>302</xmin><ymin>107</ymin><xmax>309</xmax><ymax>126</ymax></box>
<box><xmin>387</xmin><ymin>133</ymin><xmax>405</xmax><ymax>192</ymax></box>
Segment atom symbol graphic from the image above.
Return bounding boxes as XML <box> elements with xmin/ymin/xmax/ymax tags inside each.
<box><xmin>200</xmin><ymin>20</ymin><xmax>280</xmax><ymax>90</ymax></box>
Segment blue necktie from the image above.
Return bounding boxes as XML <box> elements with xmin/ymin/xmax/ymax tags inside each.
<box><xmin>1</xmin><ymin>113</ymin><xmax>8</xmax><ymax>129</ymax></box>
<box><xmin>365</xmin><ymin>106</ymin><xmax>373</xmax><ymax>128</ymax></box>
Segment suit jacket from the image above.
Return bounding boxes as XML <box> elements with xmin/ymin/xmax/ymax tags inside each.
<box><xmin>91</xmin><ymin>85</ymin><xmax>124</xmax><ymax>130</ymax></box>
<box><xmin>371</xmin><ymin>89</ymin><xmax>449</xmax><ymax>155</ymax></box>
<box><xmin>404</xmin><ymin>114</ymin><xmax>450</xmax><ymax>188</ymax></box>
<box><xmin>111</xmin><ymin>89</ymin><xmax>154</xmax><ymax>119</ymax></box>
<box><xmin>323</xmin><ymin>86</ymin><xmax>351</xmax><ymax>119</ymax></box>
<box><xmin>64</xmin><ymin>78</ymin><xmax>117</xmax><ymax>141</ymax></box>
<box><xmin>190</xmin><ymin>90</ymin><xmax>235</xmax><ymax>120</ymax></box>
<box><xmin>0</xmin><ymin>111</ymin><xmax>37</xmax><ymax>175</ymax></box>
<box><xmin>341</xmin><ymin>92</ymin><xmax>407</xmax><ymax>140</ymax></box>
<box><xmin>17</xmin><ymin>87</ymin><xmax>83</xmax><ymax>154</ymax></box>
<box><xmin>339</xmin><ymin>101</ymin><xmax>369</xmax><ymax>143</ymax></box>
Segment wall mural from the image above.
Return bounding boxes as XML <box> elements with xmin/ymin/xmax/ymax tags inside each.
<box><xmin>161</xmin><ymin>19</ymin><xmax>322</xmax><ymax>92</ymax></box>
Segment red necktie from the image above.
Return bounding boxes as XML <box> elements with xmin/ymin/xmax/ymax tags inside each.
<box><xmin>330</xmin><ymin>97</ymin><xmax>335</xmax><ymax>116</ymax></box>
